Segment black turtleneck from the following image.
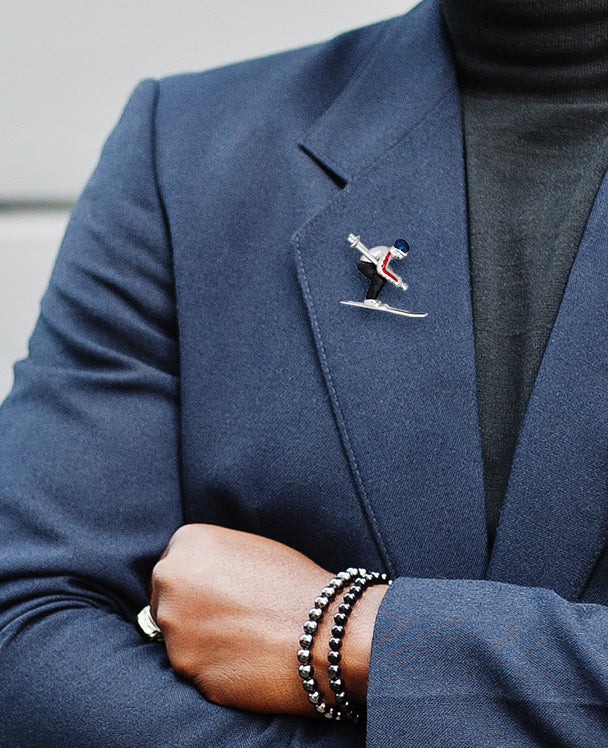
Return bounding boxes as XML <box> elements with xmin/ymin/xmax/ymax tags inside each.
<box><xmin>441</xmin><ymin>0</ymin><xmax>608</xmax><ymax>543</ymax></box>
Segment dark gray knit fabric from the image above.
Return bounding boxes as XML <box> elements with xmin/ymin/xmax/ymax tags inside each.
<box><xmin>442</xmin><ymin>0</ymin><xmax>608</xmax><ymax>542</ymax></box>
<box><xmin>465</xmin><ymin>99</ymin><xmax>608</xmax><ymax>539</ymax></box>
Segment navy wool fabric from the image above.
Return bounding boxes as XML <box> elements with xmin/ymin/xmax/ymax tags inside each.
<box><xmin>2</xmin><ymin>1</ymin><xmax>608</xmax><ymax>745</ymax></box>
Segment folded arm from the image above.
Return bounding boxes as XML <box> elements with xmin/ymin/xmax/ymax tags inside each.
<box><xmin>0</xmin><ymin>79</ymin><xmax>361</xmax><ymax>748</ymax></box>
<box><xmin>152</xmin><ymin>525</ymin><xmax>608</xmax><ymax>748</ymax></box>
<box><xmin>150</xmin><ymin>526</ymin><xmax>608</xmax><ymax>746</ymax></box>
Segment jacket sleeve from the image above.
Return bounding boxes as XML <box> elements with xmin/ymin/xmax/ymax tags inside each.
<box><xmin>367</xmin><ymin>576</ymin><xmax>608</xmax><ymax>746</ymax></box>
<box><xmin>0</xmin><ymin>79</ymin><xmax>362</xmax><ymax>748</ymax></box>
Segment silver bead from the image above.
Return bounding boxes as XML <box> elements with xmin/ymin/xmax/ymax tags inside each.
<box><xmin>297</xmin><ymin>648</ymin><xmax>311</xmax><ymax>664</ymax></box>
<box><xmin>299</xmin><ymin>633</ymin><xmax>313</xmax><ymax>648</ymax></box>
<box><xmin>308</xmin><ymin>691</ymin><xmax>321</xmax><ymax>705</ymax></box>
<box><xmin>321</xmin><ymin>586</ymin><xmax>336</xmax><ymax>598</ymax></box>
<box><xmin>302</xmin><ymin>678</ymin><xmax>316</xmax><ymax>693</ymax></box>
<box><xmin>314</xmin><ymin>596</ymin><xmax>329</xmax><ymax>609</ymax></box>
<box><xmin>308</xmin><ymin>607</ymin><xmax>323</xmax><ymax>622</ymax></box>
<box><xmin>303</xmin><ymin>619</ymin><xmax>318</xmax><ymax>634</ymax></box>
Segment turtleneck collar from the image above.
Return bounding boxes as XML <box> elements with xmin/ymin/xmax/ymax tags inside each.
<box><xmin>441</xmin><ymin>0</ymin><xmax>608</xmax><ymax>97</ymax></box>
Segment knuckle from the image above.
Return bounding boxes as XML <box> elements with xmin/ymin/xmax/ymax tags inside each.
<box><xmin>150</xmin><ymin>558</ymin><xmax>170</xmax><ymax>594</ymax></box>
<box><xmin>169</xmin><ymin>523</ymin><xmax>197</xmax><ymax>547</ymax></box>
<box><xmin>150</xmin><ymin>562</ymin><xmax>162</xmax><ymax>588</ymax></box>
<box><xmin>153</xmin><ymin>599</ymin><xmax>172</xmax><ymax>631</ymax></box>
<box><xmin>167</xmin><ymin>646</ymin><xmax>197</xmax><ymax>680</ymax></box>
<box><xmin>149</xmin><ymin>561</ymin><xmax>178</xmax><ymax>629</ymax></box>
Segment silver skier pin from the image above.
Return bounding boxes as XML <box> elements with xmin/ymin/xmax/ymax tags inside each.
<box><xmin>341</xmin><ymin>234</ymin><xmax>427</xmax><ymax>318</ymax></box>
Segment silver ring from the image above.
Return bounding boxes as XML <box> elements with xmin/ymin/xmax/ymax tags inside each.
<box><xmin>137</xmin><ymin>604</ymin><xmax>164</xmax><ymax>641</ymax></box>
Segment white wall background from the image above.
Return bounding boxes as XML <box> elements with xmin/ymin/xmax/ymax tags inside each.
<box><xmin>0</xmin><ymin>1</ymin><xmax>420</xmax><ymax>400</ymax></box>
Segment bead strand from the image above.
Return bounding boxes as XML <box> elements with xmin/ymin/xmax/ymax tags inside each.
<box><xmin>297</xmin><ymin>568</ymin><xmax>360</xmax><ymax>719</ymax></box>
<box><xmin>326</xmin><ymin>570</ymin><xmax>392</xmax><ymax>724</ymax></box>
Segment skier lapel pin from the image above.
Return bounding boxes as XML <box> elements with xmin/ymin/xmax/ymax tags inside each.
<box><xmin>341</xmin><ymin>233</ymin><xmax>427</xmax><ymax>318</ymax></box>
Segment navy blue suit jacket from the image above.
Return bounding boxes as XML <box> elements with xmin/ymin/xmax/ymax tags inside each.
<box><xmin>3</xmin><ymin>1</ymin><xmax>608</xmax><ymax>744</ymax></box>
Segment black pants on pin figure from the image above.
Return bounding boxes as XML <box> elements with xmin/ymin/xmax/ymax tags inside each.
<box><xmin>357</xmin><ymin>260</ymin><xmax>386</xmax><ymax>300</ymax></box>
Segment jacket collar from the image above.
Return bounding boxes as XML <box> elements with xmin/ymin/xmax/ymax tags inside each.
<box><xmin>299</xmin><ymin>0</ymin><xmax>455</xmax><ymax>185</ymax></box>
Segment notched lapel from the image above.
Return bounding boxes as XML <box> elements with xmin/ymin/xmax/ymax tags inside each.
<box><xmin>292</xmin><ymin>18</ymin><xmax>487</xmax><ymax>578</ymax></box>
<box><xmin>489</xmin><ymin>173</ymin><xmax>608</xmax><ymax>600</ymax></box>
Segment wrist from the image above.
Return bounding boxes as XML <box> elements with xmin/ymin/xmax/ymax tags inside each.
<box><xmin>338</xmin><ymin>583</ymin><xmax>389</xmax><ymax>703</ymax></box>
<box><xmin>296</xmin><ymin>569</ymin><xmax>391</xmax><ymax>721</ymax></box>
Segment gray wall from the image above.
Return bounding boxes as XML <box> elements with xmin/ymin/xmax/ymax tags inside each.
<box><xmin>1</xmin><ymin>1</ymin><xmax>420</xmax><ymax>399</ymax></box>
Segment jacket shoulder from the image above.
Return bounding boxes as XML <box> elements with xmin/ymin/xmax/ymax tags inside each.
<box><xmin>154</xmin><ymin>16</ymin><xmax>400</xmax><ymax>137</ymax></box>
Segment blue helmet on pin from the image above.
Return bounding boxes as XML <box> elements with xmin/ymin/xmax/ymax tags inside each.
<box><xmin>393</xmin><ymin>239</ymin><xmax>410</xmax><ymax>253</ymax></box>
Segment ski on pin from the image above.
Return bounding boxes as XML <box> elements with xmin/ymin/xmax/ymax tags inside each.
<box><xmin>340</xmin><ymin>300</ymin><xmax>427</xmax><ymax>318</ymax></box>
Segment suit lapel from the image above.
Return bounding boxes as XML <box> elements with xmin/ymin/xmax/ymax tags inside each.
<box><xmin>292</xmin><ymin>1</ymin><xmax>487</xmax><ymax>578</ymax></box>
<box><xmin>291</xmin><ymin>0</ymin><xmax>608</xmax><ymax>591</ymax></box>
<box><xmin>488</xmin><ymin>173</ymin><xmax>608</xmax><ymax>599</ymax></box>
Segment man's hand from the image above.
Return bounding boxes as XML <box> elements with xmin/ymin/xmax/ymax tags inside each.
<box><xmin>149</xmin><ymin>524</ymin><xmax>388</xmax><ymax>715</ymax></box>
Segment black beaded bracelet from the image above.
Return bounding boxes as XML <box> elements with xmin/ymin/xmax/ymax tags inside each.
<box><xmin>326</xmin><ymin>570</ymin><xmax>392</xmax><ymax>723</ymax></box>
<box><xmin>297</xmin><ymin>567</ymin><xmax>392</xmax><ymax>722</ymax></box>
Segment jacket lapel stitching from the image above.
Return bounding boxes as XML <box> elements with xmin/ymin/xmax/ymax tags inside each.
<box><xmin>294</xmin><ymin>233</ymin><xmax>396</xmax><ymax>576</ymax></box>
<box><xmin>293</xmin><ymin>89</ymin><xmax>462</xmax><ymax>578</ymax></box>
